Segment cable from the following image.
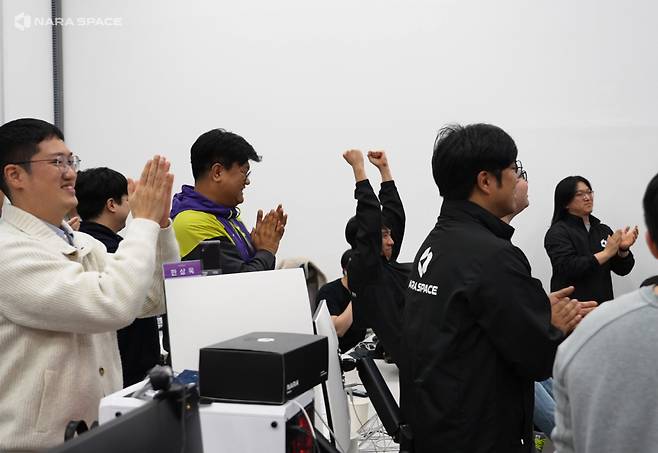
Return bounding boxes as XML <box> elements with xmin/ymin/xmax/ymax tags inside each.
<box><xmin>345</xmin><ymin>388</ymin><xmax>380</xmax><ymax>453</ymax></box>
<box><xmin>311</xmin><ymin>404</ymin><xmax>348</xmax><ymax>453</ymax></box>
<box><xmin>290</xmin><ymin>399</ymin><xmax>320</xmax><ymax>453</ymax></box>
<box><xmin>346</xmin><ymin>388</ymin><xmax>368</xmax><ymax>430</ymax></box>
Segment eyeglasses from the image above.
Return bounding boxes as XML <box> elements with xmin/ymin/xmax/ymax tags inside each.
<box><xmin>13</xmin><ymin>155</ymin><xmax>81</xmax><ymax>173</ymax></box>
<box><xmin>512</xmin><ymin>160</ymin><xmax>526</xmax><ymax>179</ymax></box>
<box><xmin>574</xmin><ymin>189</ymin><xmax>594</xmax><ymax>198</ymax></box>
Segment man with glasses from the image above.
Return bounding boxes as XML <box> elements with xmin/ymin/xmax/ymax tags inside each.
<box><xmin>0</xmin><ymin>118</ymin><xmax>179</xmax><ymax>452</ymax></box>
<box><xmin>503</xmin><ymin>167</ymin><xmax>597</xmax><ymax>446</ymax></box>
<box><xmin>401</xmin><ymin>124</ymin><xmax>575</xmax><ymax>452</ymax></box>
<box><xmin>552</xmin><ymin>172</ymin><xmax>658</xmax><ymax>453</ymax></box>
<box><xmin>170</xmin><ymin>128</ymin><xmax>286</xmax><ymax>271</ymax></box>
<box><xmin>545</xmin><ymin>176</ymin><xmax>638</xmax><ymax>304</ymax></box>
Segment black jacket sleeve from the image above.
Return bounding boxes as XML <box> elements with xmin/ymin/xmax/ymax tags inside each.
<box><xmin>347</xmin><ymin>180</ymin><xmax>384</xmax><ymax>291</ymax></box>
<box><xmin>610</xmin><ymin>251</ymin><xmax>635</xmax><ymax>276</ymax></box>
<box><xmin>379</xmin><ymin>180</ymin><xmax>405</xmax><ymax>262</ymax></box>
<box><xmin>471</xmin><ymin>246</ymin><xmax>563</xmax><ymax>380</ymax></box>
<box><xmin>544</xmin><ymin>224</ymin><xmax>599</xmax><ymax>282</ymax></box>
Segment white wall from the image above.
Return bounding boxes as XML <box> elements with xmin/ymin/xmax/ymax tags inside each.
<box><xmin>2</xmin><ymin>0</ymin><xmax>657</xmax><ymax>295</ymax></box>
<box><xmin>0</xmin><ymin>0</ymin><xmax>54</xmax><ymax>122</ymax></box>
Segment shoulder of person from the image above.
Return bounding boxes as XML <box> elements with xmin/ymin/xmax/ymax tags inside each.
<box><xmin>557</xmin><ymin>288</ymin><xmax>648</xmax><ymax>369</ymax></box>
<box><xmin>173</xmin><ymin>209</ymin><xmax>221</xmax><ymax>226</ymax></box>
<box><xmin>545</xmin><ymin>220</ymin><xmax>570</xmax><ymax>235</ymax></box>
<box><xmin>477</xmin><ymin>241</ymin><xmax>532</xmax><ymax>277</ymax></box>
<box><xmin>173</xmin><ymin>210</ymin><xmax>227</xmax><ymax>238</ymax></box>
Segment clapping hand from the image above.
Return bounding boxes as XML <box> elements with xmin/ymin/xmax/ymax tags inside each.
<box><xmin>251</xmin><ymin>204</ymin><xmax>287</xmax><ymax>255</ymax></box>
<box><xmin>619</xmin><ymin>225</ymin><xmax>639</xmax><ymax>252</ymax></box>
<box><xmin>128</xmin><ymin>155</ymin><xmax>175</xmax><ymax>228</ymax></box>
<box><xmin>604</xmin><ymin>230</ymin><xmax>622</xmax><ymax>258</ymax></box>
<box><xmin>549</xmin><ymin>286</ymin><xmax>581</xmax><ymax>335</ymax></box>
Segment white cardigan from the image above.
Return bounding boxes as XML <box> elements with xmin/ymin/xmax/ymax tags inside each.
<box><xmin>0</xmin><ymin>204</ymin><xmax>180</xmax><ymax>452</ymax></box>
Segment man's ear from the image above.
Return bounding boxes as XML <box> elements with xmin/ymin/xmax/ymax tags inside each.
<box><xmin>646</xmin><ymin>231</ymin><xmax>658</xmax><ymax>260</ymax></box>
<box><xmin>210</xmin><ymin>163</ymin><xmax>223</xmax><ymax>183</ymax></box>
<box><xmin>3</xmin><ymin>164</ymin><xmax>26</xmax><ymax>196</ymax></box>
<box><xmin>475</xmin><ymin>170</ymin><xmax>494</xmax><ymax>196</ymax></box>
<box><xmin>106</xmin><ymin>198</ymin><xmax>117</xmax><ymax>213</ymax></box>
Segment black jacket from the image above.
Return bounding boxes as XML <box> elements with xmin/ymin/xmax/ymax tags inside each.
<box><xmin>79</xmin><ymin>221</ymin><xmax>161</xmax><ymax>386</ymax></box>
<box><xmin>544</xmin><ymin>213</ymin><xmax>635</xmax><ymax>303</ymax></box>
<box><xmin>401</xmin><ymin>200</ymin><xmax>562</xmax><ymax>453</ymax></box>
<box><xmin>347</xmin><ymin>180</ymin><xmax>410</xmax><ymax>364</ymax></box>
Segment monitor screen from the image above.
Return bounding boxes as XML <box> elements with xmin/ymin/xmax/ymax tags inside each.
<box><xmin>47</xmin><ymin>388</ymin><xmax>203</xmax><ymax>453</ymax></box>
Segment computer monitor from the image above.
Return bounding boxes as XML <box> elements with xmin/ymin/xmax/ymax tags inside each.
<box><xmin>47</xmin><ymin>386</ymin><xmax>203</xmax><ymax>453</ymax></box>
<box><xmin>312</xmin><ymin>300</ymin><xmax>351</xmax><ymax>451</ymax></box>
<box><xmin>165</xmin><ymin>268</ymin><xmax>313</xmax><ymax>371</ymax></box>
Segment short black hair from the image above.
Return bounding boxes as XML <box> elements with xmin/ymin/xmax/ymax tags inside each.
<box><xmin>431</xmin><ymin>123</ymin><xmax>518</xmax><ymax>200</ymax></box>
<box><xmin>190</xmin><ymin>128</ymin><xmax>261</xmax><ymax>180</ymax></box>
<box><xmin>550</xmin><ymin>176</ymin><xmax>593</xmax><ymax>225</ymax></box>
<box><xmin>0</xmin><ymin>118</ymin><xmax>65</xmax><ymax>198</ymax></box>
<box><xmin>345</xmin><ymin>216</ymin><xmax>358</xmax><ymax>248</ymax></box>
<box><xmin>344</xmin><ymin>216</ymin><xmax>391</xmax><ymax>248</ymax></box>
<box><xmin>644</xmin><ymin>172</ymin><xmax>658</xmax><ymax>245</ymax></box>
<box><xmin>641</xmin><ymin>275</ymin><xmax>658</xmax><ymax>288</ymax></box>
<box><xmin>75</xmin><ymin>167</ymin><xmax>128</xmax><ymax>221</ymax></box>
<box><xmin>340</xmin><ymin>249</ymin><xmax>353</xmax><ymax>273</ymax></box>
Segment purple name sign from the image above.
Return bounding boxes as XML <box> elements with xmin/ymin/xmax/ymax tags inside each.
<box><xmin>163</xmin><ymin>260</ymin><xmax>202</xmax><ymax>279</ymax></box>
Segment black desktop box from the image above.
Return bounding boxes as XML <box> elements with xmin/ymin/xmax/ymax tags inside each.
<box><xmin>198</xmin><ymin>331</ymin><xmax>328</xmax><ymax>404</ymax></box>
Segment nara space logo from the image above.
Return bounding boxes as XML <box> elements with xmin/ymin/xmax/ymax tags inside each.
<box><xmin>13</xmin><ymin>12</ymin><xmax>123</xmax><ymax>30</ymax></box>
<box><xmin>418</xmin><ymin>247</ymin><xmax>433</xmax><ymax>278</ymax></box>
<box><xmin>14</xmin><ymin>12</ymin><xmax>32</xmax><ymax>31</ymax></box>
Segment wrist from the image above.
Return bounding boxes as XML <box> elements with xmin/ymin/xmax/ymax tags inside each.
<box><xmin>258</xmin><ymin>246</ymin><xmax>277</xmax><ymax>255</ymax></box>
<box><xmin>353</xmin><ymin>166</ymin><xmax>367</xmax><ymax>182</ymax></box>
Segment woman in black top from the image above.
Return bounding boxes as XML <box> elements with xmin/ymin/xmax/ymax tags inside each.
<box><xmin>544</xmin><ymin>176</ymin><xmax>638</xmax><ymax>304</ymax></box>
